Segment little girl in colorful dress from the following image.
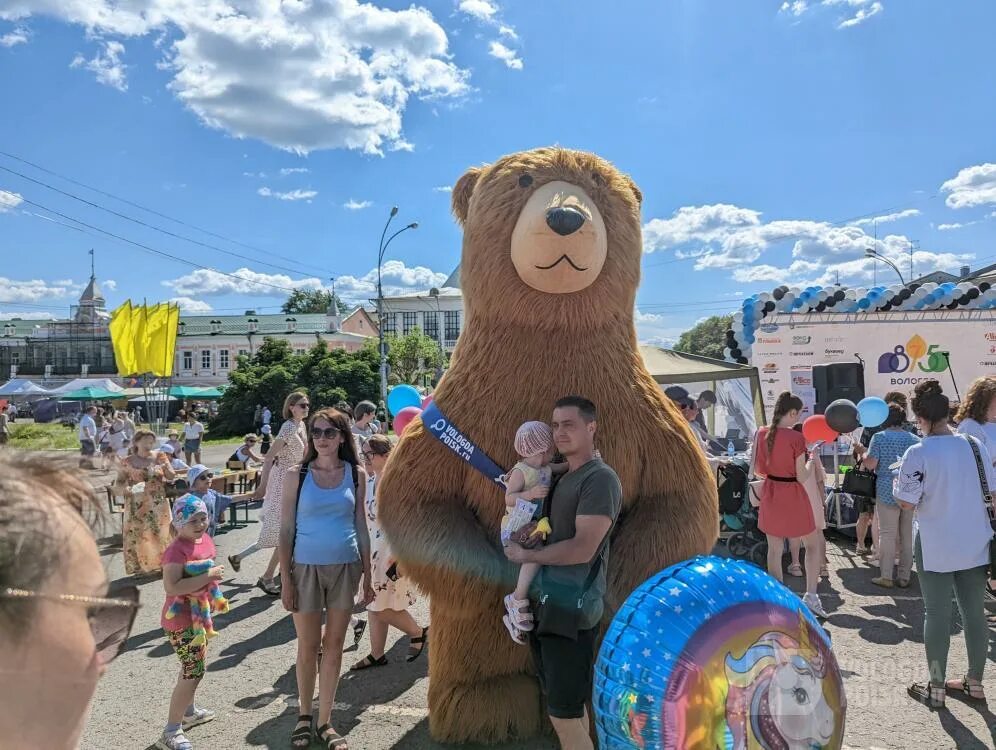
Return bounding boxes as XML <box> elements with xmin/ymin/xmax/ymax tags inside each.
<box><xmin>500</xmin><ymin>421</ymin><xmax>565</xmax><ymax>644</ymax></box>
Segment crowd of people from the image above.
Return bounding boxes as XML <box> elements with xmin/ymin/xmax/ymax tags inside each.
<box><xmin>2</xmin><ymin>373</ymin><xmax>995</xmax><ymax>749</ymax></box>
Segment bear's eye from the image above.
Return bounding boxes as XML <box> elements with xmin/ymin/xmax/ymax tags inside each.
<box><xmin>518</xmin><ymin>174</ymin><xmax>533</xmax><ymax>188</ymax></box>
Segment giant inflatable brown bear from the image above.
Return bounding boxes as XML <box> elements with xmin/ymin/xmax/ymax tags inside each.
<box><xmin>377</xmin><ymin>147</ymin><xmax>718</xmax><ymax>744</ymax></box>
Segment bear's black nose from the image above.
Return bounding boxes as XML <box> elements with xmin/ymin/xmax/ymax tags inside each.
<box><xmin>545</xmin><ymin>206</ymin><xmax>586</xmax><ymax>236</ymax></box>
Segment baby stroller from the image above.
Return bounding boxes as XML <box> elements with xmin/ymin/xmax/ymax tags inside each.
<box><xmin>717</xmin><ymin>460</ymin><xmax>767</xmax><ymax>567</ymax></box>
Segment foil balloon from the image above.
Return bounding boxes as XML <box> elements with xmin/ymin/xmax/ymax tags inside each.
<box><xmin>593</xmin><ymin>556</ymin><xmax>847</xmax><ymax>750</ymax></box>
<box><xmin>594</xmin><ymin>556</ymin><xmax>845</xmax><ymax>750</ymax></box>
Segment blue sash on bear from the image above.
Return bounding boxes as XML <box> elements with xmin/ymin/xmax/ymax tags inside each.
<box><xmin>420</xmin><ymin>401</ymin><xmax>507</xmax><ymax>488</ymax></box>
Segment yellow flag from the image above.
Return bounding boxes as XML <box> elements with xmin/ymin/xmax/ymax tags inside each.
<box><xmin>109</xmin><ymin>300</ymin><xmax>138</xmax><ymax>375</ymax></box>
<box><xmin>131</xmin><ymin>302</ymin><xmax>151</xmax><ymax>374</ymax></box>
<box><xmin>160</xmin><ymin>303</ymin><xmax>180</xmax><ymax>377</ymax></box>
<box><xmin>146</xmin><ymin>303</ymin><xmax>179</xmax><ymax>377</ymax></box>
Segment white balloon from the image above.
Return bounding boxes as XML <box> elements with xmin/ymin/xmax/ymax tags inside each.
<box><xmin>732</xmin><ymin>312</ymin><xmax>743</xmax><ymax>324</ymax></box>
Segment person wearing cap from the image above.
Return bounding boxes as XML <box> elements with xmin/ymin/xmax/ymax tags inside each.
<box><xmin>229</xmin><ymin>434</ymin><xmax>263</xmax><ymax>466</ymax></box>
<box><xmin>186</xmin><ymin>465</ymin><xmax>240</xmax><ymax>538</ymax></box>
<box><xmin>159</xmin><ymin>444</ymin><xmax>191</xmax><ymax>473</ymax></box>
<box><xmin>165</xmin><ymin>430</ymin><xmax>183</xmax><ymax>456</ymax></box>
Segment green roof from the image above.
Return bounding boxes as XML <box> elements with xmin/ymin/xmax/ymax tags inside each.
<box><xmin>176</xmin><ymin>313</ymin><xmax>367</xmax><ymax>338</ymax></box>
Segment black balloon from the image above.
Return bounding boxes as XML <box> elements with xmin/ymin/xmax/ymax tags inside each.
<box><xmin>969</xmin><ymin>288</ymin><xmax>980</xmax><ymax>299</ymax></box>
<box><xmin>958</xmin><ymin>294</ymin><xmax>970</xmax><ymax>305</ymax></box>
<box><xmin>947</xmin><ymin>301</ymin><xmax>959</xmax><ymax>309</ymax></box>
<box><xmin>826</xmin><ymin>297</ymin><xmax>837</xmax><ymax>307</ymax></box>
<box><xmin>980</xmin><ymin>282</ymin><xmax>991</xmax><ymax>292</ymax></box>
<box><xmin>773</xmin><ymin>287</ymin><xmax>786</xmax><ymax>301</ymax></box>
<box><xmin>899</xmin><ymin>288</ymin><xmax>912</xmax><ymax>300</ymax></box>
<box><xmin>909</xmin><ymin>283</ymin><xmax>921</xmax><ymax>292</ymax></box>
<box><xmin>825</xmin><ymin>399</ymin><xmax>860</xmax><ymax>433</ymax></box>
<box><xmin>835</xmin><ymin>290</ymin><xmax>846</xmax><ymax>301</ymax></box>
<box><xmin>890</xmin><ymin>296</ymin><xmax>902</xmax><ymax>306</ymax></box>
<box><xmin>764</xmin><ymin>301</ymin><xmax>776</xmax><ymax>313</ymax></box>
<box><xmin>730</xmin><ymin>348</ymin><xmax>742</xmax><ymax>359</ymax></box>
<box><xmin>736</xmin><ymin>356</ymin><xmax>749</xmax><ymax>364</ymax></box>
<box><xmin>881</xmin><ymin>302</ymin><xmax>892</xmax><ymax>311</ymax></box>
<box><xmin>815</xmin><ymin>302</ymin><xmax>826</xmax><ymax>312</ymax></box>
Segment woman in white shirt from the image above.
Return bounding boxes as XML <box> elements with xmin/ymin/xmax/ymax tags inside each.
<box><xmin>955</xmin><ymin>376</ymin><xmax>996</xmax><ymax>464</ymax></box>
<box><xmin>894</xmin><ymin>380</ymin><xmax>995</xmax><ymax>709</ymax></box>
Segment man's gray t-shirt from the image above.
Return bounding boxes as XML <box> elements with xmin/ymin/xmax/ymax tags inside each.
<box><xmin>543</xmin><ymin>458</ymin><xmax>622</xmax><ymax>630</ymax></box>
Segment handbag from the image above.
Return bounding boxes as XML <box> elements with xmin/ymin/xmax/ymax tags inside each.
<box><xmin>963</xmin><ymin>435</ymin><xmax>996</xmax><ymax>579</ymax></box>
<box><xmin>842</xmin><ymin>466</ymin><xmax>877</xmax><ymax>499</ymax></box>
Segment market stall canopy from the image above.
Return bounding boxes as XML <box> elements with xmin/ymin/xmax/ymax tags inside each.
<box><xmin>639</xmin><ymin>345</ymin><xmax>766</xmax><ymax>433</ymax></box>
<box><xmin>128</xmin><ymin>393</ymin><xmax>178</xmax><ymax>403</ymax></box>
<box><xmin>168</xmin><ymin>385</ymin><xmax>224</xmax><ymax>399</ymax></box>
<box><xmin>193</xmin><ymin>387</ymin><xmax>224</xmax><ymax>399</ymax></box>
<box><xmin>50</xmin><ymin>378</ymin><xmax>125</xmax><ymax>395</ymax></box>
<box><xmin>59</xmin><ymin>386</ymin><xmax>127</xmax><ymax>401</ymax></box>
<box><xmin>0</xmin><ymin>379</ymin><xmax>51</xmax><ymax>397</ymax></box>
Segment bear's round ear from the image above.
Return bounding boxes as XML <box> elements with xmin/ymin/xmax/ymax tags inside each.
<box><xmin>452</xmin><ymin>166</ymin><xmax>483</xmax><ymax>226</ymax></box>
<box><xmin>625</xmin><ymin>175</ymin><xmax>643</xmax><ymax>206</ymax></box>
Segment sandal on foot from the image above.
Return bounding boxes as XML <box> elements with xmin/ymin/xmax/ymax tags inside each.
<box><xmin>502</xmin><ymin>614</ymin><xmax>527</xmax><ymax>645</ymax></box>
<box><xmin>256</xmin><ymin>577</ymin><xmax>280</xmax><ymax>596</ymax></box>
<box><xmin>908</xmin><ymin>681</ymin><xmax>946</xmax><ymax>709</ymax></box>
<box><xmin>350</xmin><ymin>653</ymin><xmax>388</xmax><ymax>671</ymax></box>
<box><xmin>787</xmin><ymin>563</ymin><xmax>803</xmax><ymax>577</ymax></box>
<box><xmin>317</xmin><ymin>724</ymin><xmax>348</xmax><ymax>750</ymax></box>
<box><xmin>945</xmin><ymin>678</ymin><xmax>987</xmax><ymax>703</ymax></box>
<box><xmin>155</xmin><ymin>732</ymin><xmax>192</xmax><ymax>750</ymax></box>
<box><xmin>855</xmin><ymin>545</ymin><xmax>869</xmax><ymax>555</ymax></box>
<box><xmin>227</xmin><ymin>554</ymin><xmax>241</xmax><ymax>573</ymax></box>
<box><xmin>407</xmin><ymin>626</ymin><xmax>429</xmax><ymax>662</ymax></box>
<box><xmin>290</xmin><ymin>715</ymin><xmax>313</xmax><ymax>748</ymax></box>
<box><xmin>182</xmin><ymin>706</ymin><xmax>216</xmax><ymax>730</ymax></box>
<box><xmin>352</xmin><ymin>618</ymin><xmax>366</xmax><ymax>645</ymax></box>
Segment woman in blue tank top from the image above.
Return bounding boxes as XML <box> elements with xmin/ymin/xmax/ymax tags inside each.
<box><xmin>278</xmin><ymin>407</ymin><xmax>373</xmax><ymax>750</ymax></box>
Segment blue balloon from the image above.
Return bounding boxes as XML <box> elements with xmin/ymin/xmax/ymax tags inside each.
<box><xmin>594</xmin><ymin>556</ymin><xmax>846</xmax><ymax>750</ymax></box>
<box><xmin>857</xmin><ymin>397</ymin><xmax>890</xmax><ymax>428</ymax></box>
<box><xmin>386</xmin><ymin>384</ymin><xmax>421</xmax><ymax>416</ymax></box>
<box><xmin>857</xmin><ymin>298</ymin><xmax>871</xmax><ymax>309</ymax></box>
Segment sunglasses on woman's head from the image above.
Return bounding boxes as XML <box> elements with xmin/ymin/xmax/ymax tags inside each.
<box><xmin>1</xmin><ymin>584</ymin><xmax>141</xmax><ymax>666</ymax></box>
<box><xmin>311</xmin><ymin>427</ymin><xmax>341</xmax><ymax>440</ymax></box>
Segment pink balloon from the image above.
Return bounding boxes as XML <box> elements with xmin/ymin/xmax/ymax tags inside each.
<box><xmin>393</xmin><ymin>406</ymin><xmax>422</xmax><ymax>436</ymax></box>
<box><xmin>421</xmin><ymin>394</ymin><xmax>434</xmax><ymax>409</ymax></box>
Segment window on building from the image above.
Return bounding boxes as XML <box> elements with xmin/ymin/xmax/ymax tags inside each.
<box><xmin>10</xmin><ymin>352</ymin><xmax>19</xmax><ymax>365</ymax></box>
<box><xmin>238</xmin><ymin>349</ymin><xmax>250</xmax><ymax>358</ymax></box>
<box><xmin>201</xmin><ymin>350</ymin><xmax>211</xmax><ymax>370</ymax></box>
<box><xmin>402</xmin><ymin>311</ymin><xmax>418</xmax><ymax>335</ymax></box>
<box><xmin>219</xmin><ymin>349</ymin><xmax>230</xmax><ymax>369</ymax></box>
<box><xmin>182</xmin><ymin>351</ymin><xmax>193</xmax><ymax>370</ymax></box>
<box><xmin>444</xmin><ymin>310</ymin><xmax>461</xmax><ymax>342</ymax></box>
<box><xmin>286</xmin><ymin>317</ymin><xmax>297</xmax><ymax>332</ymax></box>
<box><xmin>423</xmin><ymin>311</ymin><xmax>439</xmax><ymax>342</ymax></box>
<box><xmin>382</xmin><ymin>313</ymin><xmax>397</xmax><ymax>335</ymax></box>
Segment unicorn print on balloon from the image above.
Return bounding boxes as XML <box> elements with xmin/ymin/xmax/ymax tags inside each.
<box><xmin>724</xmin><ymin>629</ymin><xmax>835</xmax><ymax>750</ymax></box>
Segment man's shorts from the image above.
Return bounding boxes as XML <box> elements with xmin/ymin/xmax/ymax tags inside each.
<box><xmin>80</xmin><ymin>439</ymin><xmax>95</xmax><ymax>456</ymax></box>
<box><xmin>166</xmin><ymin>626</ymin><xmax>206</xmax><ymax>680</ymax></box>
<box><xmin>529</xmin><ymin>627</ymin><xmax>597</xmax><ymax>719</ymax></box>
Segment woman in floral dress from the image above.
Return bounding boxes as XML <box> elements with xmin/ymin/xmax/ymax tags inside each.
<box><xmin>229</xmin><ymin>390</ymin><xmax>310</xmax><ymax>594</ymax></box>
<box><xmin>351</xmin><ymin>434</ymin><xmax>427</xmax><ymax>670</ymax></box>
<box><xmin>118</xmin><ymin>429</ymin><xmax>176</xmax><ymax>576</ymax></box>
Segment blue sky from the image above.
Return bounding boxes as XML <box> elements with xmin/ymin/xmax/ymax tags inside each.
<box><xmin>1</xmin><ymin>0</ymin><xmax>995</xmax><ymax>345</ymax></box>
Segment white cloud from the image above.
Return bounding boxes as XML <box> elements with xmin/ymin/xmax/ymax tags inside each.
<box><xmin>280</xmin><ymin>167</ymin><xmax>309</xmax><ymax>176</ymax></box>
<box><xmin>0</xmin><ymin>311</ymin><xmax>56</xmax><ymax>321</ymax></box>
<box><xmin>781</xmin><ymin>0</ymin><xmax>884</xmax><ymax>29</ymax></box>
<box><xmin>488</xmin><ymin>41</ymin><xmax>522</xmax><ymax>70</ymax></box>
<box><xmin>0</xmin><ymin>189</ymin><xmax>23</xmax><ymax>212</ymax></box>
<box><xmin>457</xmin><ymin>0</ymin><xmax>498</xmax><ymax>22</ymax></box>
<box><xmin>334</xmin><ymin>260</ymin><xmax>449</xmax><ymax>305</ymax></box>
<box><xmin>0</xmin><ymin>277</ymin><xmax>79</xmax><ymax>303</ymax></box>
<box><xmin>644</xmin><ymin>202</ymin><xmax>969</xmax><ymax>287</ymax></box>
<box><xmin>5</xmin><ymin>0</ymin><xmax>470</xmax><ymax>154</ymax></box>
<box><xmin>937</xmin><ymin>222</ymin><xmax>973</xmax><ymax>231</ymax></box>
<box><xmin>102</xmin><ymin>279</ymin><xmax>117</xmax><ymax>291</ymax></box>
<box><xmin>164</xmin><ymin>268</ymin><xmax>324</xmax><ymax>297</ymax></box>
<box><xmin>851</xmin><ymin>208</ymin><xmax>920</xmax><ymax>226</ymax></box>
<box><xmin>343</xmin><ymin>199</ymin><xmax>373</xmax><ymax>210</ymax></box>
<box><xmin>497</xmin><ymin>24</ymin><xmax>517</xmax><ymax>39</ymax></box>
<box><xmin>257</xmin><ymin>187</ymin><xmax>317</xmax><ymax>202</ymax></box>
<box><xmin>169</xmin><ymin>296</ymin><xmax>213</xmax><ymax>313</ymax></box>
<box><xmin>634</xmin><ymin>309</ymin><xmax>682</xmax><ymax>348</ymax></box>
<box><xmin>70</xmin><ymin>40</ymin><xmax>127</xmax><ymax>91</ymax></box>
<box><xmin>433</xmin><ymin>185</ymin><xmax>453</xmax><ymax>193</ymax></box>
<box><xmin>0</xmin><ymin>25</ymin><xmax>28</xmax><ymax>47</ymax></box>
<box><xmin>242</xmin><ymin>171</ymin><xmax>266</xmax><ymax>178</ymax></box>
<box><xmin>941</xmin><ymin>163</ymin><xmax>996</xmax><ymax>209</ymax></box>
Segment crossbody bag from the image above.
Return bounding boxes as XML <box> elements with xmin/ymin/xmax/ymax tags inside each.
<box><xmin>963</xmin><ymin>435</ymin><xmax>996</xmax><ymax>579</ymax></box>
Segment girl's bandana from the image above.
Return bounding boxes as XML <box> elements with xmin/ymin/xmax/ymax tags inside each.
<box><xmin>171</xmin><ymin>494</ymin><xmax>208</xmax><ymax>531</ymax></box>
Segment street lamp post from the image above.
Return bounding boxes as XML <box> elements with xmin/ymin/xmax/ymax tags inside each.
<box><xmin>428</xmin><ymin>287</ymin><xmax>444</xmax><ymax>386</ymax></box>
<box><xmin>864</xmin><ymin>248</ymin><xmax>906</xmax><ymax>286</ymax></box>
<box><xmin>377</xmin><ymin>207</ymin><xmax>418</xmax><ymax>408</ymax></box>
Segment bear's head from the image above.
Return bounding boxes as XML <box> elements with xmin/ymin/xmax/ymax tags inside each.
<box><xmin>452</xmin><ymin>147</ymin><xmax>643</xmax><ymax>333</ymax></box>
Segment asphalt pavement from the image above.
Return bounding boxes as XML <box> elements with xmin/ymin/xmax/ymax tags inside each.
<box><xmin>80</xmin><ymin>444</ymin><xmax>996</xmax><ymax>749</ymax></box>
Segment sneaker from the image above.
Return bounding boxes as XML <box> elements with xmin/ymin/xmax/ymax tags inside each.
<box><xmin>803</xmin><ymin>593</ymin><xmax>827</xmax><ymax>618</ymax></box>
<box><xmin>155</xmin><ymin>731</ymin><xmax>193</xmax><ymax>750</ymax></box>
<box><xmin>182</xmin><ymin>707</ymin><xmax>216</xmax><ymax>730</ymax></box>
<box><xmin>871</xmin><ymin>576</ymin><xmax>894</xmax><ymax>589</ymax></box>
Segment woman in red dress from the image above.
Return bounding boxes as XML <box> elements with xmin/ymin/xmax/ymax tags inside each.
<box><xmin>753</xmin><ymin>392</ymin><xmax>826</xmax><ymax>617</ymax></box>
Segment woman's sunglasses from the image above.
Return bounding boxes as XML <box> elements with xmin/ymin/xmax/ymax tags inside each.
<box><xmin>295</xmin><ymin>402</ymin><xmax>311</xmax><ymax>409</ymax></box>
<box><xmin>1</xmin><ymin>584</ymin><xmax>141</xmax><ymax>666</ymax></box>
<box><xmin>311</xmin><ymin>427</ymin><xmax>342</xmax><ymax>440</ymax></box>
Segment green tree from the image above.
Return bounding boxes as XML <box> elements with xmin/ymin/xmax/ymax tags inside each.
<box><xmin>209</xmin><ymin>337</ymin><xmax>379</xmax><ymax>436</ymax></box>
<box><xmin>673</xmin><ymin>314</ymin><xmax>733</xmax><ymax>360</ymax></box>
<box><xmin>281</xmin><ymin>288</ymin><xmax>348</xmax><ymax>315</ymax></box>
<box><xmin>387</xmin><ymin>330</ymin><xmax>445</xmax><ymax>385</ymax></box>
